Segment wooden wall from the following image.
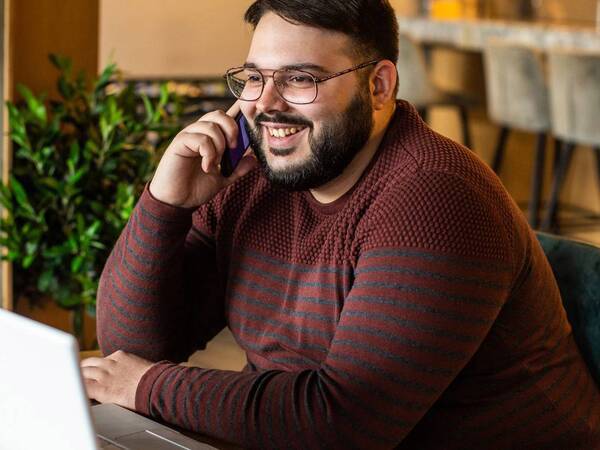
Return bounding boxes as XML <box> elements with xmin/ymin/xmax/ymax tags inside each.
<box><xmin>2</xmin><ymin>0</ymin><xmax>99</xmax><ymax>310</ymax></box>
<box><xmin>11</xmin><ymin>0</ymin><xmax>99</xmax><ymax>99</ymax></box>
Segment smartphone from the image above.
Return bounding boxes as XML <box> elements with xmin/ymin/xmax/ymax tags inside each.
<box><xmin>221</xmin><ymin>112</ymin><xmax>250</xmax><ymax>177</ymax></box>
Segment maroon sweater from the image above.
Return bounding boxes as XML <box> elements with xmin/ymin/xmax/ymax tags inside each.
<box><xmin>97</xmin><ymin>101</ymin><xmax>600</xmax><ymax>449</ymax></box>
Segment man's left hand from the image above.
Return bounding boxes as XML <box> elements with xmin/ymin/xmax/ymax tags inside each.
<box><xmin>81</xmin><ymin>350</ymin><xmax>154</xmax><ymax>410</ymax></box>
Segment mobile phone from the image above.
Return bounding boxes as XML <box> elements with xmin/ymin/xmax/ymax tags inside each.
<box><xmin>220</xmin><ymin>112</ymin><xmax>250</xmax><ymax>177</ymax></box>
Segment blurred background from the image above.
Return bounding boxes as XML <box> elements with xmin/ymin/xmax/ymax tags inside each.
<box><xmin>2</xmin><ymin>0</ymin><xmax>600</xmax><ymax>354</ymax></box>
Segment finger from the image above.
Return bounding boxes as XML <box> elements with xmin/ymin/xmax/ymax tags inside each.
<box><xmin>179</xmin><ymin>132</ymin><xmax>221</xmax><ymax>174</ymax></box>
<box><xmin>81</xmin><ymin>365</ymin><xmax>110</xmax><ymax>382</ymax></box>
<box><xmin>81</xmin><ymin>357</ymin><xmax>109</xmax><ymax>368</ymax></box>
<box><xmin>83</xmin><ymin>378</ymin><xmax>105</xmax><ymax>401</ymax></box>
<box><xmin>180</xmin><ymin>122</ymin><xmax>227</xmax><ymax>155</ymax></box>
<box><xmin>226</xmin><ymin>100</ymin><xmax>241</xmax><ymax>117</ymax></box>
<box><xmin>199</xmin><ymin>109</ymin><xmax>239</xmax><ymax>149</ymax></box>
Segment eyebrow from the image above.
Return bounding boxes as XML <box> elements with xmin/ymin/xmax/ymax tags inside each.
<box><xmin>243</xmin><ymin>62</ymin><xmax>329</xmax><ymax>72</ymax></box>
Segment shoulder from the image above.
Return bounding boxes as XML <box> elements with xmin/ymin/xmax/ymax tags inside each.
<box><xmin>357</xmin><ymin>163</ymin><xmax>518</xmax><ymax>266</ymax></box>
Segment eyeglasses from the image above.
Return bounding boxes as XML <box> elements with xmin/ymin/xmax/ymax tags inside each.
<box><xmin>224</xmin><ymin>60</ymin><xmax>379</xmax><ymax>105</ymax></box>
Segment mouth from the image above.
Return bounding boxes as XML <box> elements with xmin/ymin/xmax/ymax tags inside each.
<box><xmin>260</xmin><ymin>123</ymin><xmax>310</xmax><ymax>150</ymax></box>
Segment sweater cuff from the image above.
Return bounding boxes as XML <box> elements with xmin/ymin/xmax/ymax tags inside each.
<box><xmin>135</xmin><ymin>361</ymin><xmax>178</xmax><ymax>415</ymax></box>
<box><xmin>140</xmin><ymin>183</ymin><xmax>198</xmax><ymax>222</ymax></box>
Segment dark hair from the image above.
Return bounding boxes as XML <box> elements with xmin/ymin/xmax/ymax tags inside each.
<box><xmin>244</xmin><ymin>0</ymin><xmax>399</xmax><ymax>65</ymax></box>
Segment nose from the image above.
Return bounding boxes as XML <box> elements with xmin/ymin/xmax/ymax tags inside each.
<box><xmin>255</xmin><ymin>76</ymin><xmax>289</xmax><ymax>114</ymax></box>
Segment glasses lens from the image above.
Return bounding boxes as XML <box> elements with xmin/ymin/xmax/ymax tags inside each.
<box><xmin>226</xmin><ymin>68</ymin><xmax>263</xmax><ymax>101</ymax></box>
<box><xmin>274</xmin><ymin>70</ymin><xmax>317</xmax><ymax>104</ymax></box>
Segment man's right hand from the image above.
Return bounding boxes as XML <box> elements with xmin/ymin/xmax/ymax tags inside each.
<box><xmin>149</xmin><ymin>101</ymin><xmax>258</xmax><ymax>208</ymax></box>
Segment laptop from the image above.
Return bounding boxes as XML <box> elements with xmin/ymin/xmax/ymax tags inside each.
<box><xmin>0</xmin><ymin>308</ymin><xmax>219</xmax><ymax>450</ymax></box>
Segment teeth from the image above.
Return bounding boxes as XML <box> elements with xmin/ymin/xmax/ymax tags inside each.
<box><xmin>267</xmin><ymin>126</ymin><xmax>304</xmax><ymax>138</ymax></box>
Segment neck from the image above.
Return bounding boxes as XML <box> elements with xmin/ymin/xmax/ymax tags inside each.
<box><xmin>309</xmin><ymin>103</ymin><xmax>396</xmax><ymax>204</ymax></box>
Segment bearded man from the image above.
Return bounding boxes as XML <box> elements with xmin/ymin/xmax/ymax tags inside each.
<box><xmin>82</xmin><ymin>1</ymin><xmax>600</xmax><ymax>448</ymax></box>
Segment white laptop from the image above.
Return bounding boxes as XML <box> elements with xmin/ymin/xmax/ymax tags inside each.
<box><xmin>0</xmin><ymin>308</ymin><xmax>219</xmax><ymax>450</ymax></box>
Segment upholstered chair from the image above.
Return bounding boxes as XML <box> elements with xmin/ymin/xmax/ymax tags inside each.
<box><xmin>536</xmin><ymin>232</ymin><xmax>600</xmax><ymax>387</ymax></box>
<box><xmin>396</xmin><ymin>33</ymin><xmax>475</xmax><ymax>149</ymax></box>
<box><xmin>483</xmin><ymin>40</ymin><xmax>553</xmax><ymax>228</ymax></box>
<box><xmin>542</xmin><ymin>50</ymin><xmax>600</xmax><ymax>232</ymax></box>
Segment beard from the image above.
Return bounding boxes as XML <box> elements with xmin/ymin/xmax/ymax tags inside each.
<box><xmin>245</xmin><ymin>92</ymin><xmax>374</xmax><ymax>191</ymax></box>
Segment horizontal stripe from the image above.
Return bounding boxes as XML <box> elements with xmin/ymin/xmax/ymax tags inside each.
<box><xmin>352</xmin><ymin>280</ymin><xmax>501</xmax><ymax>308</ymax></box>
<box><xmin>139</xmin><ymin>203</ymin><xmax>190</xmax><ymax>226</ymax></box>
<box><xmin>228</xmin><ymin>305</ymin><xmax>333</xmax><ymax>341</ymax></box>
<box><xmin>113</xmin><ymin>262</ymin><xmax>160</xmax><ymax>299</ymax></box>
<box><xmin>239</xmin><ymin>248</ymin><xmax>352</xmax><ymax>275</ymax></box>
<box><xmin>333</xmin><ymin>338</ymin><xmax>453</xmax><ymax>376</ymax></box>
<box><xmin>326</xmin><ymin>352</ymin><xmax>438</xmax><ymax>395</ymax></box>
<box><xmin>362</xmin><ymin>248</ymin><xmax>512</xmax><ymax>273</ymax></box>
<box><xmin>350</xmin><ymin>294</ymin><xmax>492</xmax><ymax>325</ymax></box>
<box><xmin>109</xmin><ymin>267</ymin><xmax>160</xmax><ymax>308</ymax></box>
<box><xmin>355</xmin><ymin>265</ymin><xmax>507</xmax><ymax>291</ymax></box>
<box><xmin>231</xmin><ymin>291</ymin><xmax>335</xmax><ymax>324</ymax></box>
<box><xmin>235</xmin><ymin>263</ymin><xmax>338</xmax><ymax>290</ymax></box>
<box><xmin>336</xmin><ymin>324</ymin><xmax>468</xmax><ymax>361</ymax></box>
<box><xmin>342</xmin><ymin>310</ymin><xmax>479</xmax><ymax>343</ymax></box>
<box><xmin>232</xmin><ymin>277</ymin><xmax>337</xmax><ymax>306</ymax></box>
<box><xmin>232</xmin><ymin>321</ymin><xmax>328</xmax><ymax>355</ymax></box>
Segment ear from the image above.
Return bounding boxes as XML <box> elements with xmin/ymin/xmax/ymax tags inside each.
<box><xmin>370</xmin><ymin>60</ymin><xmax>398</xmax><ymax>110</ymax></box>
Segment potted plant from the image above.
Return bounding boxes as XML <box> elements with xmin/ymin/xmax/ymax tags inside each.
<box><xmin>0</xmin><ymin>55</ymin><xmax>181</xmax><ymax>348</ymax></box>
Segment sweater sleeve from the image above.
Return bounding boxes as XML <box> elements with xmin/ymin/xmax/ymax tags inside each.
<box><xmin>96</xmin><ymin>186</ymin><xmax>227</xmax><ymax>362</ymax></box>
<box><xmin>133</xmin><ymin>172</ymin><xmax>518</xmax><ymax>449</ymax></box>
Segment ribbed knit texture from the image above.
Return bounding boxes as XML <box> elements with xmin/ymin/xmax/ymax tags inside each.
<box><xmin>97</xmin><ymin>101</ymin><xmax>600</xmax><ymax>449</ymax></box>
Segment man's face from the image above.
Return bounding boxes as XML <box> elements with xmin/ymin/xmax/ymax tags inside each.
<box><xmin>240</xmin><ymin>13</ymin><xmax>374</xmax><ymax>191</ymax></box>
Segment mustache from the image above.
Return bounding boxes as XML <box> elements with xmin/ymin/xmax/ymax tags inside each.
<box><xmin>254</xmin><ymin>112</ymin><xmax>313</xmax><ymax>128</ymax></box>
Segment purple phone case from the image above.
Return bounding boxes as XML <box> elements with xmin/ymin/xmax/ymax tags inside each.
<box><xmin>230</xmin><ymin>114</ymin><xmax>250</xmax><ymax>170</ymax></box>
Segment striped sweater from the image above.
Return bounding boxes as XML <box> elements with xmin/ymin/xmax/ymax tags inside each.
<box><xmin>97</xmin><ymin>101</ymin><xmax>600</xmax><ymax>449</ymax></box>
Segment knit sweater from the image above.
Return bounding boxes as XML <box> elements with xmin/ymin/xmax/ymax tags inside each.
<box><xmin>97</xmin><ymin>101</ymin><xmax>600</xmax><ymax>449</ymax></box>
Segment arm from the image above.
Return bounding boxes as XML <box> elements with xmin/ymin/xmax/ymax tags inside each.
<box><xmin>96</xmin><ymin>101</ymin><xmax>257</xmax><ymax>361</ymax></box>
<box><xmin>96</xmin><ymin>187</ymin><xmax>226</xmax><ymax>362</ymax></box>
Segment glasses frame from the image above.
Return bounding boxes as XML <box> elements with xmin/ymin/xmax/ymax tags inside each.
<box><xmin>224</xmin><ymin>60</ymin><xmax>379</xmax><ymax>105</ymax></box>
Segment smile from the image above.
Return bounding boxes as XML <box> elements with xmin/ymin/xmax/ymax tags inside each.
<box><xmin>265</xmin><ymin>125</ymin><xmax>308</xmax><ymax>138</ymax></box>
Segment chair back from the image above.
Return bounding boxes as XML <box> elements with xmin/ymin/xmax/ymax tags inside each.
<box><xmin>536</xmin><ymin>232</ymin><xmax>600</xmax><ymax>386</ymax></box>
<box><xmin>548</xmin><ymin>50</ymin><xmax>600</xmax><ymax>147</ymax></box>
<box><xmin>483</xmin><ymin>41</ymin><xmax>550</xmax><ymax>132</ymax></box>
<box><xmin>396</xmin><ymin>34</ymin><xmax>438</xmax><ymax>107</ymax></box>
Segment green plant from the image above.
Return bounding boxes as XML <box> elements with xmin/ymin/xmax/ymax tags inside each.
<box><xmin>0</xmin><ymin>55</ymin><xmax>181</xmax><ymax>342</ymax></box>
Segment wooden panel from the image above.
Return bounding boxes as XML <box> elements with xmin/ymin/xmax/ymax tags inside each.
<box><xmin>99</xmin><ymin>0</ymin><xmax>253</xmax><ymax>78</ymax></box>
<box><xmin>12</xmin><ymin>0</ymin><xmax>99</xmax><ymax>98</ymax></box>
<box><xmin>1</xmin><ymin>0</ymin><xmax>10</xmax><ymax>310</ymax></box>
<box><xmin>2</xmin><ymin>0</ymin><xmax>99</xmax><ymax>310</ymax></box>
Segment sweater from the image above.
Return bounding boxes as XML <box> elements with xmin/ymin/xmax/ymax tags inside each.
<box><xmin>97</xmin><ymin>101</ymin><xmax>600</xmax><ymax>449</ymax></box>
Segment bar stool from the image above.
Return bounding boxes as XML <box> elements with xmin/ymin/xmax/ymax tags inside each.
<box><xmin>396</xmin><ymin>33</ymin><xmax>474</xmax><ymax>149</ymax></box>
<box><xmin>482</xmin><ymin>40</ymin><xmax>552</xmax><ymax>228</ymax></box>
<box><xmin>541</xmin><ymin>50</ymin><xmax>600</xmax><ymax>232</ymax></box>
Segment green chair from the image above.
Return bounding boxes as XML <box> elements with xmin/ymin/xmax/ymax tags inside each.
<box><xmin>536</xmin><ymin>232</ymin><xmax>600</xmax><ymax>386</ymax></box>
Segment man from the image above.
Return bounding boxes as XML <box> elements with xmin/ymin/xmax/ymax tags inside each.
<box><xmin>82</xmin><ymin>1</ymin><xmax>600</xmax><ymax>448</ymax></box>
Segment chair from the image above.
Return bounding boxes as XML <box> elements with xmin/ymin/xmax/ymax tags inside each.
<box><xmin>483</xmin><ymin>41</ymin><xmax>555</xmax><ymax>228</ymax></box>
<box><xmin>536</xmin><ymin>232</ymin><xmax>600</xmax><ymax>386</ymax></box>
<box><xmin>541</xmin><ymin>50</ymin><xmax>600</xmax><ymax>232</ymax></box>
<box><xmin>396</xmin><ymin>33</ymin><xmax>475</xmax><ymax>149</ymax></box>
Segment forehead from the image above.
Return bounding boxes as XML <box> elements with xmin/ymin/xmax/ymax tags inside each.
<box><xmin>246</xmin><ymin>12</ymin><xmax>354</xmax><ymax>69</ymax></box>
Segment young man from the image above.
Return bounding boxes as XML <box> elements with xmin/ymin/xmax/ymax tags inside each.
<box><xmin>82</xmin><ymin>1</ymin><xmax>600</xmax><ymax>448</ymax></box>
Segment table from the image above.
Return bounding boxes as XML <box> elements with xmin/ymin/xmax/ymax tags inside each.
<box><xmin>397</xmin><ymin>16</ymin><xmax>600</xmax><ymax>52</ymax></box>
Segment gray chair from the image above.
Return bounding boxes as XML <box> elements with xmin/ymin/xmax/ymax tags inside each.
<box><xmin>483</xmin><ymin>41</ymin><xmax>554</xmax><ymax>228</ymax></box>
<box><xmin>541</xmin><ymin>50</ymin><xmax>600</xmax><ymax>232</ymax></box>
<box><xmin>536</xmin><ymin>232</ymin><xmax>600</xmax><ymax>386</ymax></box>
<box><xmin>396</xmin><ymin>33</ymin><xmax>474</xmax><ymax>149</ymax></box>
